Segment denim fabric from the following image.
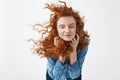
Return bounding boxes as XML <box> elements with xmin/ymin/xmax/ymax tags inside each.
<box><xmin>46</xmin><ymin>71</ymin><xmax>81</xmax><ymax>80</ymax></box>
<box><xmin>47</xmin><ymin>46</ymin><xmax>88</xmax><ymax>80</ymax></box>
<box><xmin>46</xmin><ymin>71</ymin><xmax>53</xmax><ymax>80</ymax></box>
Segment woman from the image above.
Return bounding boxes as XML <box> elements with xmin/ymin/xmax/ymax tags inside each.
<box><xmin>31</xmin><ymin>0</ymin><xmax>90</xmax><ymax>80</ymax></box>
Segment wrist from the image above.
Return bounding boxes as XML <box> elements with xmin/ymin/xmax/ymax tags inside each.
<box><xmin>70</xmin><ymin>51</ymin><xmax>77</xmax><ymax>65</ymax></box>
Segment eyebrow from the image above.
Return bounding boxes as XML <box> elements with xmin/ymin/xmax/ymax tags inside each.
<box><xmin>59</xmin><ymin>24</ymin><xmax>65</xmax><ymax>26</ymax></box>
<box><xmin>69</xmin><ymin>23</ymin><xmax>75</xmax><ymax>25</ymax></box>
<box><xmin>58</xmin><ymin>23</ymin><xmax>75</xmax><ymax>26</ymax></box>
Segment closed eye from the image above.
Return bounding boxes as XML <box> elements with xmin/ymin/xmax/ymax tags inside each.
<box><xmin>69</xmin><ymin>26</ymin><xmax>75</xmax><ymax>28</ymax></box>
<box><xmin>60</xmin><ymin>26</ymin><xmax>65</xmax><ymax>29</ymax></box>
<box><xmin>59</xmin><ymin>24</ymin><xmax>65</xmax><ymax>29</ymax></box>
<box><xmin>69</xmin><ymin>23</ymin><xmax>76</xmax><ymax>28</ymax></box>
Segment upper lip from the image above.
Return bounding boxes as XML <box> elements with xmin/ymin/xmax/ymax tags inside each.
<box><xmin>64</xmin><ymin>35</ymin><xmax>71</xmax><ymax>36</ymax></box>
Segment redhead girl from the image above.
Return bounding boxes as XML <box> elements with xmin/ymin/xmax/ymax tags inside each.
<box><xmin>31</xmin><ymin>0</ymin><xmax>90</xmax><ymax>80</ymax></box>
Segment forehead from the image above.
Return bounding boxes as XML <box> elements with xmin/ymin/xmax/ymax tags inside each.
<box><xmin>57</xmin><ymin>16</ymin><xmax>76</xmax><ymax>25</ymax></box>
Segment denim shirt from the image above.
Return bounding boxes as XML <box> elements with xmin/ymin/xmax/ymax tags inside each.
<box><xmin>47</xmin><ymin>46</ymin><xmax>88</xmax><ymax>80</ymax></box>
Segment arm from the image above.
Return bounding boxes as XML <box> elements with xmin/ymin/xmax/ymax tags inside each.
<box><xmin>69</xmin><ymin>34</ymin><xmax>79</xmax><ymax>65</ymax></box>
<box><xmin>46</xmin><ymin>37</ymin><xmax>66</xmax><ymax>80</ymax></box>
<box><xmin>68</xmin><ymin>46</ymin><xmax>88</xmax><ymax>79</ymax></box>
<box><xmin>47</xmin><ymin>58</ymin><xmax>66</xmax><ymax>80</ymax></box>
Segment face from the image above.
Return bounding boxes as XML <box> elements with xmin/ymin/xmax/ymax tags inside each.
<box><xmin>57</xmin><ymin>16</ymin><xmax>76</xmax><ymax>41</ymax></box>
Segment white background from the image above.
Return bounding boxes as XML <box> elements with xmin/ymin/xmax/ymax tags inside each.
<box><xmin>0</xmin><ymin>0</ymin><xmax>120</xmax><ymax>80</ymax></box>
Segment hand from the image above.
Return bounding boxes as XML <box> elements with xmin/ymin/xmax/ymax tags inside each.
<box><xmin>54</xmin><ymin>36</ymin><xmax>59</xmax><ymax>46</ymax></box>
<box><xmin>70</xmin><ymin>34</ymin><xmax>80</xmax><ymax>52</ymax></box>
<box><xmin>70</xmin><ymin>34</ymin><xmax>80</xmax><ymax>65</ymax></box>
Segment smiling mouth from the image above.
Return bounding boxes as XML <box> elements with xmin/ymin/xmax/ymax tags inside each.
<box><xmin>64</xmin><ymin>35</ymin><xmax>71</xmax><ymax>37</ymax></box>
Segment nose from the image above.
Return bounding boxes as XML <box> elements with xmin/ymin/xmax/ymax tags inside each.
<box><xmin>65</xmin><ymin>27</ymin><xmax>70</xmax><ymax>33</ymax></box>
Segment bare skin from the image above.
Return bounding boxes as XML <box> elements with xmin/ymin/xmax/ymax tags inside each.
<box><xmin>54</xmin><ymin>34</ymin><xmax>79</xmax><ymax>65</ymax></box>
<box><xmin>70</xmin><ymin>34</ymin><xmax>79</xmax><ymax>65</ymax></box>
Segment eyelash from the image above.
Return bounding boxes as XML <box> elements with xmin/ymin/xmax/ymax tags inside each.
<box><xmin>59</xmin><ymin>25</ymin><xmax>74</xmax><ymax>29</ymax></box>
<box><xmin>69</xmin><ymin>26</ymin><xmax>74</xmax><ymax>28</ymax></box>
<box><xmin>60</xmin><ymin>26</ymin><xmax>65</xmax><ymax>29</ymax></box>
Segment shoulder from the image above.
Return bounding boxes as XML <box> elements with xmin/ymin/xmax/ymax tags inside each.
<box><xmin>78</xmin><ymin>45</ymin><xmax>88</xmax><ymax>53</ymax></box>
<box><xmin>77</xmin><ymin>45</ymin><xmax>88</xmax><ymax>57</ymax></box>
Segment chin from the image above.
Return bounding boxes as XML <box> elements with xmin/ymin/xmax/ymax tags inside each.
<box><xmin>63</xmin><ymin>38</ymin><xmax>72</xmax><ymax>41</ymax></box>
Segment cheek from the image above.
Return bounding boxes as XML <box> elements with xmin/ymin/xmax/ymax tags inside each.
<box><xmin>73</xmin><ymin>32</ymin><xmax>76</xmax><ymax>38</ymax></box>
<box><xmin>72</xmin><ymin>28</ymin><xmax>76</xmax><ymax>34</ymax></box>
<box><xmin>57</xmin><ymin>28</ymin><xmax>62</xmax><ymax>35</ymax></box>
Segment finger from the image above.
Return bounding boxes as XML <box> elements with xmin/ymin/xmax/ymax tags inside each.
<box><xmin>54</xmin><ymin>37</ymin><xmax>58</xmax><ymax>46</ymax></box>
<box><xmin>71</xmin><ymin>38</ymin><xmax>75</xmax><ymax>45</ymax></box>
<box><xmin>76</xmin><ymin>34</ymin><xmax>80</xmax><ymax>42</ymax></box>
<box><xmin>54</xmin><ymin>37</ymin><xmax>56</xmax><ymax>46</ymax></box>
<box><xmin>70</xmin><ymin>42</ymin><xmax>73</xmax><ymax>47</ymax></box>
<box><xmin>72</xmin><ymin>35</ymin><xmax>76</xmax><ymax>42</ymax></box>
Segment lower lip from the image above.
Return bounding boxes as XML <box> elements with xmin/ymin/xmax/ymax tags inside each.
<box><xmin>64</xmin><ymin>35</ymin><xmax>71</xmax><ymax>37</ymax></box>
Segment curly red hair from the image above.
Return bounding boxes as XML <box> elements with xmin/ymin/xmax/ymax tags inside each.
<box><xmin>30</xmin><ymin>1</ymin><xmax>90</xmax><ymax>59</ymax></box>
